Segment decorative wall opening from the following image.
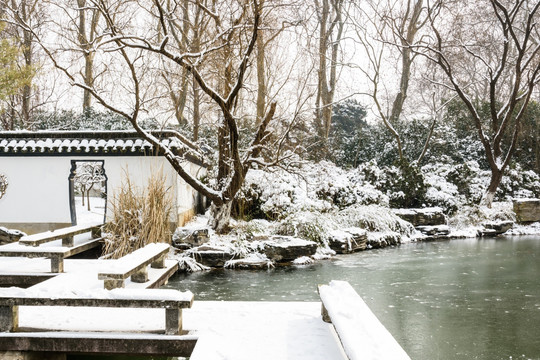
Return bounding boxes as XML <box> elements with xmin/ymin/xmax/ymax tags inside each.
<box><xmin>68</xmin><ymin>160</ymin><xmax>107</xmax><ymax>225</ymax></box>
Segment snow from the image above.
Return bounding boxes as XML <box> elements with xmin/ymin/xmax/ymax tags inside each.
<box><xmin>15</xmin><ymin>301</ymin><xmax>346</xmax><ymax>359</ymax></box>
<box><xmin>504</xmin><ymin>222</ymin><xmax>540</xmax><ymax>235</ymax></box>
<box><xmin>74</xmin><ymin>196</ymin><xmax>106</xmax><ymax>224</ymax></box>
<box><xmin>319</xmin><ymin>280</ymin><xmax>410</xmax><ymax>360</ymax></box>
<box><xmin>1</xmin><ymin>286</ymin><xmax>192</xmax><ymax>302</ymax></box>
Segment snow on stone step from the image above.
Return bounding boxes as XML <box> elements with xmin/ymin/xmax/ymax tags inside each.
<box><xmin>319</xmin><ymin>280</ymin><xmax>410</xmax><ymax>360</ymax></box>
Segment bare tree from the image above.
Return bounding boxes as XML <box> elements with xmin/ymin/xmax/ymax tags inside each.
<box><xmin>74</xmin><ymin>161</ymin><xmax>105</xmax><ymax>211</ymax></box>
<box><xmin>314</xmin><ymin>0</ymin><xmax>345</xmax><ymax>140</ymax></box>
<box><xmin>353</xmin><ymin>0</ymin><xmax>435</xmax><ymax>164</ymax></box>
<box><xmin>76</xmin><ymin>0</ymin><xmax>102</xmax><ymax>111</ymax></box>
<box><xmin>419</xmin><ymin>0</ymin><xmax>540</xmax><ymax>206</ymax></box>
<box><xmin>12</xmin><ymin>0</ymin><xmax>283</xmax><ymax>232</ymax></box>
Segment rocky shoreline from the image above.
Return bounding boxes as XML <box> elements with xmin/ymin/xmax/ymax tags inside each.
<box><xmin>173</xmin><ymin>199</ymin><xmax>540</xmax><ymax>272</ymax></box>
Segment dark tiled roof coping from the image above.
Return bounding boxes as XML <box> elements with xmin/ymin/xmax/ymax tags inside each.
<box><xmin>0</xmin><ymin>131</ymin><xmax>205</xmax><ymax>166</ymax></box>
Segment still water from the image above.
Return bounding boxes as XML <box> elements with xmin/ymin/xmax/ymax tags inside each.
<box><xmin>166</xmin><ymin>236</ymin><xmax>540</xmax><ymax>360</ymax></box>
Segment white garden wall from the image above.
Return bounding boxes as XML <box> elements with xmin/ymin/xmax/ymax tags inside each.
<box><xmin>0</xmin><ymin>155</ymin><xmax>204</xmax><ymax>234</ymax></box>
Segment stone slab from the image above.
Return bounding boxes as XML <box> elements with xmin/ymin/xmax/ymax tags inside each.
<box><xmin>513</xmin><ymin>199</ymin><xmax>540</xmax><ymax>223</ymax></box>
<box><xmin>0</xmin><ymin>332</ymin><xmax>197</xmax><ymax>357</ymax></box>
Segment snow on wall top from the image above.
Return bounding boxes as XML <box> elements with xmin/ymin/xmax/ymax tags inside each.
<box><xmin>0</xmin><ymin>131</ymin><xmax>203</xmax><ymax>164</ymax></box>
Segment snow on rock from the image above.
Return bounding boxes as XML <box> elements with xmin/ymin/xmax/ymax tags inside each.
<box><xmin>224</xmin><ymin>253</ymin><xmax>274</xmax><ymax>269</ymax></box>
<box><xmin>176</xmin><ymin>255</ymin><xmax>210</xmax><ymax>272</ymax></box>
<box><xmin>319</xmin><ymin>280</ymin><xmax>410</xmax><ymax>360</ymax></box>
<box><xmin>504</xmin><ymin>222</ymin><xmax>540</xmax><ymax>235</ymax></box>
<box><xmin>0</xmin><ymin>226</ymin><xmax>26</xmax><ymax>244</ymax></box>
<box><xmin>327</xmin><ymin>228</ymin><xmax>367</xmax><ymax>254</ymax></box>
<box><xmin>261</xmin><ymin>236</ymin><xmax>318</xmax><ymax>262</ymax></box>
<box><xmin>292</xmin><ymin>256</ymin><xmax>315</xmax><ymax>265</ymax></box>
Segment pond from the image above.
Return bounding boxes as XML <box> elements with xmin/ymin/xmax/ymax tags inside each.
<box><xmin>166</xmin><ymin>236</ymin><xmax>540</xmax><ymax>360</ymax></box>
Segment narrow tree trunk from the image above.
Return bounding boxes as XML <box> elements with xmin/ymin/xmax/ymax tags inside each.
<box><xmin>87</xmin><ymin>191</ymin><xmax>91</xmax><ymax>211</ymax></box>
<box><xmin>481</xmin><ymin>169</ymin><xmax>503</xmax><ymax>208</ymax></box>
<box><xmin>192</xmin><ymin>76</ymin><xmax>200</xmax><ymax>141</ymax></box>
<box><xmin>256</xmin><ymin>25</ymin><xmax>266</xmax><ymax>126</ymax></box>
<box><xmin>83</xmin><ymin>52</ymin><xmax>94</xmax><ymax>110</ymax></box>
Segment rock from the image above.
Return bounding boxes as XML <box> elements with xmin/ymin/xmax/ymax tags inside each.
<box><xmin>0</xmin><ymin>227</ymin><xmax>26</xmax><ymax>245</ymax></box>
<box><xmin>393</xmin><ymin>207</ymin><xmax>446</xmax><ymax>226</ymax></box>
<box><xmin>224</xmin><ymin>254</ymin><xmax>274</xmax><ymax>270</ymax></box>
<box><xmin>478</xmin><ymin>220</ymin><xmax>514</xmax><ymax>237</ymax></box>
<box><xmin>262</xmin><ymin>236</ymin><xmax>317</xmax><ymax>262</ymax></box>
<box><xmin>416</xmin><ymin>225</ymin><xmax>450</xmax><ymax>240</ymax></box>
<box><xmin>328</xmin><ymin>228</ymin><xmax>367</xmax><ymax>254</ymax></box>
<box><xmin>172</xmin><ymin>226</ymin><xmax>210</xmax><ymax>249</ymax></box>
<box><xmin>187</xmin><ymin>245</ymin><xmax>233</xmax><ymax>267</ymax></box>
<box><xmin>367</xmin><ymin>232</ymin><xmax>401</xmax><ymax>249</ymax></box>
<box><xmin>513</xmin><ymin>199</ymin><xmax>540</xmax><ymax>223</ymax></box>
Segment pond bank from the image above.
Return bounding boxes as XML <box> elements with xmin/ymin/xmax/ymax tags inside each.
<box><xmin>165</xmin><ymin>236</ymin><xmax>540</xmax><ymax>360</ymax></box>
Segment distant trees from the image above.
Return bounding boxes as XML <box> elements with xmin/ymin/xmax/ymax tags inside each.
<box><xmin>74</xmin><ymin>162</ymin><xmax>105</xmax><ymax>211</ymax></box>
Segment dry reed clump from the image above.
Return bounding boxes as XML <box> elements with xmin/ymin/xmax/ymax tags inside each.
<box><xmin>102</xmin><ymin>170</ymin><xmax>172</xmax><ymax>259</ymax></box>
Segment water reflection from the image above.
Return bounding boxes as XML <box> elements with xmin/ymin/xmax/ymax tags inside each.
<box><xmin>167</xmin><ymin>236</ymin><xmax>540</xmax><ymax>360</ymax></box>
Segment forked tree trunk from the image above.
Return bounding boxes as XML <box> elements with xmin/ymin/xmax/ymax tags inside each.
<box><xmin>210</xmin><ymin>202</ymin><xmax>233</xmax><ymax>234</ymax></box>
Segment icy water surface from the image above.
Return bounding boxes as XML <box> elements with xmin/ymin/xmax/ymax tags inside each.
<box><xmin>167</xmin><ymin>236</ymin><xmax>540</xmax><ymax>360</ymax></box>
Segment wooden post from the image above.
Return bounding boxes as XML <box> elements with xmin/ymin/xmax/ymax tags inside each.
<box><xmin>62</xmin><ymin>236</ymin><xmax>74</xmax><ymax>247</ymax></box>
<box><xmin>0</xmin><ymin>305</ymin><xmax>19</xmax><ymax>332</ymax></box>
<box><xmin>131</xmin><ymin>266</ymin><xmax>149</xmax><ymax>283</ymax></box>
<box><xmin>165</xmin><ymin>308</ymin><xmax>182</xmax><ymax>335</ymax></box>
<box><xmin>151</xmin><ymin>254</ymin><xmax>166</xmax><ymax>269</ymax></box>
<box><xmin>51</xmin><ymin>257</ymin><xmax>64</xmax><ymax>273</ymax></box>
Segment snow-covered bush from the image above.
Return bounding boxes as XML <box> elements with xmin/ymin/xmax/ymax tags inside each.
<box><xmin>337</xmin><ymin>205</ymin><xmax>415</xmax><ymax>236</ymax></box>
<box><xmin>275</xmin><ymin>211</ymin><xmax>338</xmax><ymax>245</ymax></box>
<box><xmin>236</xmin><ymin>161</ymin><xmax>388</xmax><ymax>220</ymax></box>
<box><xmin>498</xmin><ymin>165</ymin><xmax>540</xmax><ymax>200</ymax></box>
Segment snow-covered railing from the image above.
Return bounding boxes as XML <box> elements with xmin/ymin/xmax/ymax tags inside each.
<box><xmin>98</xmin><ymin>243</ymin><xmax>170</xmax><ymax>289</ymax></box>
<box><xmin>0</xmin><ymin>287</ymin><xmax>194</xmax><ymax>335</ymax></box>
<box><xmin>0</xmin><ymin>235</ymin><xmax>102</xmax><ymax>273</ymax></box>
<box><xmin>19</xmin><ymin>222</ymin><xmax>102</xmax><ymax>247</ymax></box>
<box><xmin>318</xmin><ymin>280</ymin><xmax>411</xmax><ymax>360</ymax></box>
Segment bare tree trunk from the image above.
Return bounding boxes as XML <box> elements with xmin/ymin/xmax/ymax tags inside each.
<box><xmin>256</xmin><ymin>25</ymin><xmax>266</xmax><ymax>126</ymax></box>
<box><xmin>210</xmin><ymin>202</ymin><xmax>233</xmax><ymax>234</ymax></box>
<box><xmin>481</xmin><ymin>169</ymin><xmax>503</xmax><ymax>208</ymax></box>
<box><xmin>192</xmin><ymin>76</ymin><xmax>200</xmax><ymax>141</ymax></box>
<box><xmin>315</xmin><ymin>0</ymin><xmax>344</xmax><ymax>140</ymax></box>
<box><xmin>20</xmin><ymin>0</ymin><xmax>32</xmax><ymax>127</ymax></box>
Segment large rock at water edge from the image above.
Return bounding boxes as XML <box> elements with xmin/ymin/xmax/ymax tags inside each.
<box><xmin>477</xmin><ymin>220</ymin><xmax>514</xmax><ymax>237</ymax></box>
<box><xmin>173</xmin><ymin>226</ymin><xmax>210</xmax><ymax>250</ymax></box>
<box><xmin>0</xmin><ymin>227</ymin><xmax>26</xmax><ymax>245</ymax></box>
<box><xmin>367</xmin><ymin>232</ymin><xmax>401</xmax><ymax>249</ymax></box>
<box><xmin>187</xmin><ymin>245</ymin><xmax>233</xmax><ymax>267</ymax></box>
<box><xmin>328</xmin><ymin>228</ymin><xmax>367</xmax><ymax>254</ymax></box>
<box><xmin>393</xmin><ymin>207</ymin><xmax>446</xmax><ymax>226</ymax></box>
<box><xmin>513</xmin><ymin>199</ymin><xmax>540</xmax><ymax>223</ymax></box>
<box><xmin>416</xmin><ymin>225</ymin><xmax>450</xmax><ymax>240</ymax></box>
<box><xmin>262</xmin><ymin>236</ymin><xmax>317</xmax><ymax>262</ymax></box>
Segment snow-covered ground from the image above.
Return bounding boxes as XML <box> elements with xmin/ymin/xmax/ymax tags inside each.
<box><xmin>74</xmin><ymin>196</ymin><xmax>105</xmax><ymax>224</ymax></box>
<box><xmin>16</xmin><ymin>301</ymin><xmax>347</xmax><ymax>360</ymax></box>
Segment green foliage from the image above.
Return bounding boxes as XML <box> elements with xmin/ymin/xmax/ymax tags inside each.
<box><xmin>29</xmin><ymin>108</ymin><xmax>162</xmax><ymax>131</ymax></box>
<box><xmin>0</xmin><ymin>23</ymin><xmax>35</xmax><ymax>102</ymax></box>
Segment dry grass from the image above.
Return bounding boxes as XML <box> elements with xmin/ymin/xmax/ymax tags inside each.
<box><xmin>102</xmin><ymin>168</ymin><xmax>172</xmax><ymax>259</ymax></box>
